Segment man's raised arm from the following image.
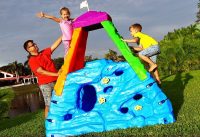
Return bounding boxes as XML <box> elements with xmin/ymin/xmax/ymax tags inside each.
<box><xmin>51</xmin><ymin>36</ymin><xmax>62</xmax><ymax>52</ymax></box>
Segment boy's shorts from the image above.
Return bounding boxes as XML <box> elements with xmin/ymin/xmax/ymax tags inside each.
<box><xmin>138</xmin><ymin>45</ymin><xmax>160</xmax><ymax>63</ymax></box>
<box><xmin>39</xmin><ymin>82</ymin><xmax>55</xmax><ymax>106</ymax></box>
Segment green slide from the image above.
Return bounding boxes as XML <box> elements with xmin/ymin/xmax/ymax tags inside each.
<box><xmin>101</xmin><ymin>21</ymin><xmax>147</xmax><ymax>80</ymax></box>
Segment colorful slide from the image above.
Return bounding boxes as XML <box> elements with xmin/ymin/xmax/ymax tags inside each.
<box><xmin>54</xmin><ymin>11</ymin><xmax>147</xmax><ymax>96</ymax></box>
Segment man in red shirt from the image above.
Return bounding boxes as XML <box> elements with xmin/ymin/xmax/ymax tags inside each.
<box><xmin>23</xmin><ymin>36</ymin><xmax>62</xmax><ymax>117</ymax></box>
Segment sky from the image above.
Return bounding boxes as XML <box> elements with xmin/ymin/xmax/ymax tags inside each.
<box><xmin>0</xmin><ymin>0</ymin><xmax>198</xmax><ymax>67</ymax></box>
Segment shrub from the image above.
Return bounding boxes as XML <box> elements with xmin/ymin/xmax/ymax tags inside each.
<box><xmin>0</xmin><ymin>88</ymin><xmax>14</xmax><ymax>119</ymax></box>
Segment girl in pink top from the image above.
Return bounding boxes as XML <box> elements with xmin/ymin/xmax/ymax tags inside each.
<box><xmin>37</xmin><ymin>7</ymin><xmax>74</xmax><ymax>56</ymax></box>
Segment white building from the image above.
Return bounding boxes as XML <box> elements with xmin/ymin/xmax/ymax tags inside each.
<box><xmin>0</xmin><ymin>70</ymin><xmax>14</xmax><ymax>79</ymax></box>
<box><xmin>0</xmin><ymin>70</ymin><xmax>38</xmax><ymax>85</ymax></box>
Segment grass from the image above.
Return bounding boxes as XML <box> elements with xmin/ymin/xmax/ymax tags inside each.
<box><xmin>0</xmin><ymin>70</ymin><xmax>200</xmax><ymax>137</ymax></box>
<box><xmin>0</xmin><ymin>110</ymin><xmax>45</xmax><ymax>137</ymax></box>
<box><xmin>0</xmin><ymin>88</ymin><xmax>14</xmax><ymax>118</ymax></box>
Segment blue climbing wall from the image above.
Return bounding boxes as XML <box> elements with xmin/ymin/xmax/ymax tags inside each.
<box><xmin>46</xmin><ymin>59</ymin><xmax>175</xmax><ymax>137</ymax></box>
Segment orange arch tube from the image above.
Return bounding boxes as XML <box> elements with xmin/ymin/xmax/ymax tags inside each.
<box><xmin>54</xmin><ymin>28</ymin><xmax>88</xmax><ymax>96</ymax></box>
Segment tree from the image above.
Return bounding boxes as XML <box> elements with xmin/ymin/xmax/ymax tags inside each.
<box><xmin>7</xmin><ymin>61</ymin><xmax>24</xmax><ymax>83</ymax></box>
<box><xmin>53</xmin><ymin>57</ymin><xmax>64</xmax><ymax>70</ymax></box>
<box><xmin>85</xmin><ymin>55</ymin><xmax>98</xmax><ymax>62</ymax></box>
<box><xmin>196</xmin><ymin>0</ymin><xmax>200</xmax><ymax>22</ymax></box>
<box><xmin>104</xmin><ymin>49</ymin><xmax>118</xmax><ymax>61</ymax></box>
<box><xmin>158</xmin><ymin>25</ymin><xmax>200</xmax><ymax>77</ymax></box>
<box><xmin>23</xmin><ymin>60</ymin><xmax>31</xmax><ymax>75</ymax></box>
<box><xmin>104</xmin><ymin>49</ymin><xmax>125</xmax><ymax>62</ymax></box>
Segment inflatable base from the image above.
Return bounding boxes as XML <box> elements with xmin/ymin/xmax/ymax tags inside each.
<box><xmin>46</xmin><ymin>59</ymin><xmax>175</xmax><ymax>137</ymax></box>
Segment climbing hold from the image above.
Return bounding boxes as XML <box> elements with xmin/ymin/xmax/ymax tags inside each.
<box><xmin>103</xmin><ymin>86</ymin><xmax>113</xmax><ymax>93</ymax></box>
<box><xmin>134</xmin><ymin>105</ymin><xmax>143</xmax><ymax>111</ymax></box>
<box><xmin>47</xmin><ymin>119</ymin><xmax>54</xmax><ymax>123</ymax></box>
<box><xmin>146</xmin><ymin>81</ymin><xmax>156</xmax><ymax>88</ymax></box>
<box><xmin>98</xmin><ymin>97</ymin><xmax>106</xmax><ymax>104</ymax></box>
<box><xmin>64</xmin><ymin>114</ymin><xmax>72</xmax><ymax>121</ymax></box>
<box><xmin>133</xmin><ymin>94</ymin><xmax>143</xmax><ymax>100</ymax></box>
<box><xmin>51</xmin><ymin>100</ymin><xmax>58</xmax><ymax>104</ymax></box>
<box><xmin>158</xmin><ymin>98</ymin><xmax>168</xmax><ymax>105</ymax></box>
<box><xmin>120</xmin><ymin>107</ymin><xmax>129</xmax><ymax>114</ymax></box>
<box><xmin>114</xmin><ymin>70</ymin><xmax>124</xmax><ymax>76</ymax></box>
<box><xmin>101</xmin><ymin>77</ymin><xmax>110</xmax><ymax>84</ymax></box>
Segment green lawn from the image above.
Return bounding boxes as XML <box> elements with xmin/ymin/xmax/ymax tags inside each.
<box><xmin>0</xmin><ymin>70</ymin><xmax>200</xmax><ymax>137</ymax></box>
<box><xmin>0</xmin><ymin>110</ymin><xmax>45</xmax><ymax>137</ymax></box>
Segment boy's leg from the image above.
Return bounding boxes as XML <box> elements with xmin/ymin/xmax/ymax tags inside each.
<box><xmin>138</xmin><ymin>54</ymin><xmax>157</xmax><ymax>72</ymax></box>
<box><xmin>153</xmin><ymin>69</ymin><xmax>161</xmax><ymax>84</ymax></box>
<box><xmin>139</xmin><ymin>45</ymin><xmax>161</xmax><ymax>84</ymax></box>
<box><xmin>150</xmin><ymin>53</ymin><xmax>161</xmax><ymax>84</ymax></box>
<box><xmin>138</xmin><ymin>45</ymin><xmax>161</xmax><ymax>72</ymax></box>
<box><xmin>138</xmin><ymin>46</ymin><xmax>158</xmax><ymax>72</ymax></box>
<box><xmin>44</xmin><ymin>106</ymin><xmax>49</xmax><ymax>118</ymax></box>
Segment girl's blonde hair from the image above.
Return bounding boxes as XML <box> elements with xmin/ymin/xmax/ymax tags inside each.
<box><xmin>60</xmin><ymin>7</ymin><xmax>70</xmax><ymax>15</ymax></box>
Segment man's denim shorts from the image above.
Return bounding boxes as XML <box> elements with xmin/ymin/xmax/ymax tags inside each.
<box><xmin>39</xmin><ymin>82</ymin><xmax>55</xmax><ymax>106</ymax></box>
<box><xmin>138</xmin><ymin>45</ymin><xmax>160</xmax><ymax>63</ymax></box>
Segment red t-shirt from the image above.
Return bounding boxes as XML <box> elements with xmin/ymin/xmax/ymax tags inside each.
<box><xmin>28</xmin><ymin>48</ymin><xmax>58</xmax><ymax>85</ymax></box>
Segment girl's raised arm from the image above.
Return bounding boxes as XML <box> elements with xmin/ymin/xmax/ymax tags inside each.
<box><xmin>36</xmin><ymin>12</ymin><xmax>61</xmax><ymax>23</ymax></box>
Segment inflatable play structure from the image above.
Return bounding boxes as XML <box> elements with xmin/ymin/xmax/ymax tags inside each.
<box><xmin>46</xmin><ymin>11</ymin><xmax>175</xmax><ymax>137</ymax></box>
